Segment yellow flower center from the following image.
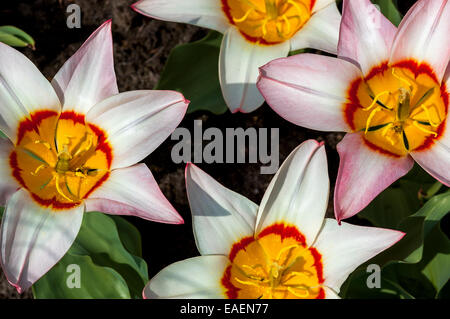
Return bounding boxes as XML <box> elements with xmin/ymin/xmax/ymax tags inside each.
<box><xmin>222</xmin><ymin>0</ymin><xmax>315</xmax><ymax>44</ymax></box>
<box><xmin>346</xmin><ymin>61</ymin><xmax>448</xmax><ymax>157</ymax></box>
<box><xmin>221</xmin><ymin>223</ymin><xmax>324</xmax><ymax>299</ymax></box>
<box><xmin>9</xmin><ymin>110</ymin><xmax>112</xmax><ymax>209</ymax></box>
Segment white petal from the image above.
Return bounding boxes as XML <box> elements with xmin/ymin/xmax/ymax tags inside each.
<box><xmin>219</xmin><ymin>27</ymin><xmax>290</xmax><ymax>113</ymax></box>
<box><xmin>255</xmin><ymin>140</ymin><xmax>329</xmax><ymax>246</ymax></box>
<box><xmin>324</xmin><ymin>287</ymin><xmax>340</xmax><ymax>299</ymax></box>
<box><xmin>0</xmin><ymin>189</ymin><xmax>83</xmax><ymax>293</ymax></box>
<box><xmin>85</xmin><ymin>164</ymin><xmax>183</xmax><ymax>224</ymax></box>
<box><xmin>313</xmin><ymin>0</ymin><xmax>337</xmax><ymax>12</ymax></box>
<box><xmin>143</xmin><ymin>255</ymin><xmax>229</xmax><ymax>299</ymax></box>
<box><xmin>0</xmin><ymin>138</ymin><xmax>18</xmax><ymax>205</ymax></box>
<box><xmin>0</xmin><ymin>43</ymin><xmax>61</xmax><ymax>143</ymax></box>
<box><xmin>258</xmin><ymin>54</ymin><xmax>360</xmax><ymax>132</ymax></box>
<box><xmin>186</xmin><ymin>163</ymin><xmax>258</xmax><ymax>256</ymax></box>
<box><xmin>132</xmin><ymin>0</ymin><xmax>230</xmax><ymax>33</ymax></box>
<box><xmin>313</xmin><ymin>218</ymin><xmax>405</xmax><ymax>293</ymax></box>
<box><xmin>86</xmin><ymin>90</ymin><xmax>188</xmax><ymax>169</ymax></box>
<box><xmin>52</xmin><ymin>21</ymin><xmax>118</xmax><ymax>115</ymax></box>
<box><xmin>290</xmin><ymin>2</ymin><xmax>341</xmax><ymax>54</ymax></box>
<box><xmin>390</xmin><ymin>0</ymin><xmax>450</xmax><ymax>82</ymax></box>
<box><xmin>338</xmin><ymin>0</ymin><xmax>397</xmax><ymax>75</ymax></box>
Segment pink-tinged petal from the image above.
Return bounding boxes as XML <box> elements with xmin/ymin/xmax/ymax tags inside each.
<box><xmin>0</xmin><ymin>43</ymin><xmax>61</xmax><ymax>143</ymax></box>
<box><xmin>312</xmin><ymin>0</ymin><xmax>336</xmax><ymax>13</ymax></box>
<box><xmin>86</xmin><ymin>90</ymin><xmax>188</xmax><ymax>169</ymax></box>
<box><xmin>255</xmin><ymin>140</ymin><xmax>329</xmax><ymax>246</ymax></box>
<box><xmin>290</xmin><ymin>2</ymin><xmax>341</xmax><ymax>54</ymax></box>
<box><xmin>411</xmin><ymin>127</ymin><xmax>450</xmax><ymax>186</ymax></box>
<box><xmin>445</xmin><ymin>63</ymin><xmax>450</xmax><ymax>88</ymax></box>
<box><xmin>143</xmin><ymin>256</ymin><xmax>228</xmax><ymax>299</ymax></box>
<box><xmin>0</xmin><ymin>189</ymin><xmax>83</xmax><ymax>293</ymax></box>
<box><xmin>0</xmin><ymin>138</ymin><xmax>18</xmax><ymax>205</ymax></box>
<box><xmin>85</xmin><ymin>164</ymin><xmax>183</xmax><ymax>224</ymax></box>
<box><xmin>219</xmin><ymin>27</ymin><xmax>290</xmax><ymax>113</ymax></box>
<box><xmin>338</xmin><ymin>0</ymin><xmax>397</xmax><ymax>75</ymax></box>
<box><xmin>132</xmin><ymin>0</ymin><xmax>230</xmax><ymax>33</ymax></box>
<box><xmin>313</xmin><ymin>218</ymin><xmax>405</xmax><ymax>293</ymax></box>
<box><xmin>186</xmin><ymin>163</ymin><xmax>258</xmax><ymax>256</ymax></box>
<box><xmin>258</xmin><ymin>54</ymin><xmax>361</xmax><ymax>132</ymax></box>
<box><xmin>52</xmin><ymin>20</ymin><xmax>118</xmax><ymax>115</ymax></box>
<box><xmin>334</xmin><ymin>133</ymin><xmax>414</xmax><ymax>222</ymax></box>
<box><xmin>390</xmin><ymin>0</ymin><xmax>450</xmax><ymax>82</ymax></box>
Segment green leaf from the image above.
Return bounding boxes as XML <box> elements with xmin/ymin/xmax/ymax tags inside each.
<box><xmin>156</xmin><ymin>31</ymin><xmax>228</xmax><ymax>115</ymax></box>
<box><xmin>0</xmin><ymin>26</ymin><xmax>35</xmax><ymax>49</ymax></box>
<box><xmin>371</xmin><ymin>0</ymin><xmax>403</xmax><ymax>26</ymax></box>
<box><xmin>33</xmin><ymin>212</ymin><xmax>148</xmax><ymax>299</ymax></box>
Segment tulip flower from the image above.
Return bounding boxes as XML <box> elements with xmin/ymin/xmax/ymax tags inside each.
<box><xmin>258</xmin><ymin>0</ymin><xmax>450</xmax><ymax>221</ymax></box>
<box><xmin>143</xmin><ymin>140</ymin><xmax>404</xmax><ymax>299</ymax></box>
<box><xmin>132</xmin><ymin>0</ymin><xmax>341</xmax><ymax>113</ymax></box>
<box><xmin>0</xmin><ymin>21</ymin><xmax>188</xmax><ymax>293</ymax></box>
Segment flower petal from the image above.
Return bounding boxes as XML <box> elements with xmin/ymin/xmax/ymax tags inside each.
<box><xmin>185</xmin><ymin>163</ymin><xmax>258</xmax><ymax>256</ymax></box>
<box><xmin>290</xmin><ymin>2</ymin><xmax>341</xmax><ymax>54</ymax></box>
<box><xmin>219</xmin><ymin>27</ymin><xmax>290</xmax><ymax>113</ymax></box>
<box><xmin>0</xmin><ymin>138</ymin><xmax>18</xmax><ymax>205</ymax></box>
<box><xmin>313</xmin><ymin>0</ymin><xmax>337</xmax><ymax>12</ymax></box>
<box><xmin>0</xmin><ymin>189</ymin><xmax>83</xmax><ymax>293</ymax></box>
<box><xmin>390</xmin><ymin>0</ymin><xmax>450</xmax><ymax>82</ymax></box>
<box><xmin>313</xmin><ymin>218</ymin><xmax>405</xmax><ymax>293</ymax></box>
<box><xmin>143</xmin><ymin>255</ymin><xmax>229</xmax><ymax>299</ymax></box>
<box><xmin>52</xmin><ymin>20</ymin><xmax>118</xmax><ymax>115</ymax></box>
<box><xmin>338</xmin><ymin>0</ymin><xmax>397</xmax><ymax>75</ymax></box>
<box><xmin>334</xmin><ymin>133</ymin><xmax>414</xmax><ymax>222</ymax></box>
<box><xmin>0</xmin><ymin>43</ymin><xmax>60</xmax><ymax>143</ymax></box>
<box><xmin>324</xmin><ymin>287</ymin><xmax>340</xmax><ymax>299</ymax></box>
<box><xmin>132</xmin><ymin>0</ymin><xmax>230</xmax><ymax>33</ymax></box>
<box><xmin>258</xmin><ymin>53</ymin><xmax>361</xmax><ymax>132</ymax></box>
<box><xmin>255</xmin><ymin>140</ymin><xmax>329</xmax><ymax>246</ymax></box>
<box><xmin>85</xmin><ymin>164</ymin><xmax>183</xmax><ymax>224</ymax></box>
<box><xmin>86</xmin><ymin>90</ymin><xmax>188</xmax><ymax>169</ymax></box>
<box><xmin>411</xmin><ymin>134</ymin><xmax>450</xmax><ymax>187</ymax></box>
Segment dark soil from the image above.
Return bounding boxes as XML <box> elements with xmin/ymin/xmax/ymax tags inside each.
<box><xmin>0</xmin><ymin>0</ymin><xmax>417</xmax><ymax>298</ymax></box>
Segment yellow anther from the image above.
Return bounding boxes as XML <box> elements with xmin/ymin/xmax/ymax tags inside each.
<box><xmin>54</xmin><ymin>173</ymin><xmax>74</xmax><ymax>202</ymax></box>
<box><xmin>235</xmin><ymin>278</ymin><xmax>262</xmax><ymax>287</ymax></box>
<box><xmin>392</xmin><ymin>68</ymin><xmax>413</xmax><ymax>91</ymax></box>
<box><xmin>364</xmin><ymin>107</ymin><xmax>383</xmax><ymax>134</ymax></box>
<box><xmin>34</xmin><ymin>140</ymin><xmax>52</xmax><ymax>150</ymax></box>
<box><xmin>30</xmin><ymin>164</ymin><xmax>47</xmax><ymax>176</ymax></box>
<box><xmin>288</xmin><ymin>0</ymin><xmax>308</xmax><ymax>17</ymax></box>
<box><xmin>276</xmin><ymin>244</ymin><xmax>299</xmax><ymax>262</ymax></box>
<box><xmin>363</xmin><ymin>91</ymin><xmax>391</xmax><ymax>111</ymax></box>
<box><xmin>413</xmin><ymin>121</ymin><xmax>438</xmax><ymax>137</ymax></box>
<box><xmin>287</xmin><ymin>286</ymin><xmax>310</xmax><ymax>298</ymax></box>
<box><xmin>419</xmin><ymin>105</ymin><xmax>441</xmax><ymax>127</ymax></box>
<box><xmin>233</xmin><ymin>8</ymin><xmax>254</xmax><ymax>23</ymax></box>
<box><xmin>262</xmin><ymin>19</ymin><xmax>269</xmax><ymax>36</ymax></box>
<box><xmin>282</xmin><ymin>14</ymin><xmax>291</xmax><ymax>34</ymax></box>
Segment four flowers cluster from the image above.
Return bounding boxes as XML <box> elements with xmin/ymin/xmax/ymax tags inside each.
<box><xmin>0</xmin><ymin>0</ymin><xmax>448</xmax><ymax>298</ymax></box>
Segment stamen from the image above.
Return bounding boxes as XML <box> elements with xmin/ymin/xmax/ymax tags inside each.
<box><xmin>363</xmin><ymin>91</ymin><xmax>390</xmax><ymax>111</ymax></box>
<box><xmin>287</xmin><ymin>0</ymin><xmax>308</xmax><ymax>17</ymax></box>
<box><xmin>413</xmin><ymin>121</ymin><xmax>438</xmax><ymax>137</ymax></box>
<box><xmin>365</xmin><ymin>107</ymin><xmax>383</xmax><ymax>134</ymax></box>
<box><xmin>54</xmin><ymin>173</ymin><xmax>74</xmax><ymax>202</ymax></box>
<box><xmin>282</xmin><ymin>14</ymin><xmax>291</xmax><ymax>34</ymax></box>
<box><xmin>276</xmin><ymin>244</ymin><xmax>299</xmax><ymax>262</ymax></box>
<box><xmin>392</xmin><ymin>68</ymin><xmax>413</xmax><ymax>91</ymax></box>
<box><xmin>235</xmin><ymin>277</ymin><xmax>262</xmax><ymax>287</ymax></box>
<box><xmin>233</xmin><ymin>8</ymin><xmax>254</xmax><ymax>23</ymax></box>
<box><xmin>30</xmin><ymin>164</ymin><xmax>47</xmax><ymax>176</ymax></box>
<box><xmin>287</xmin><ymin>286</ymin><xmax>310</xmax><ymax>298</ymax></box>
<box><xmin>34</xmin><ymin>140</ymin><xmax>52</xmax><ymax>150</ymax></box>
